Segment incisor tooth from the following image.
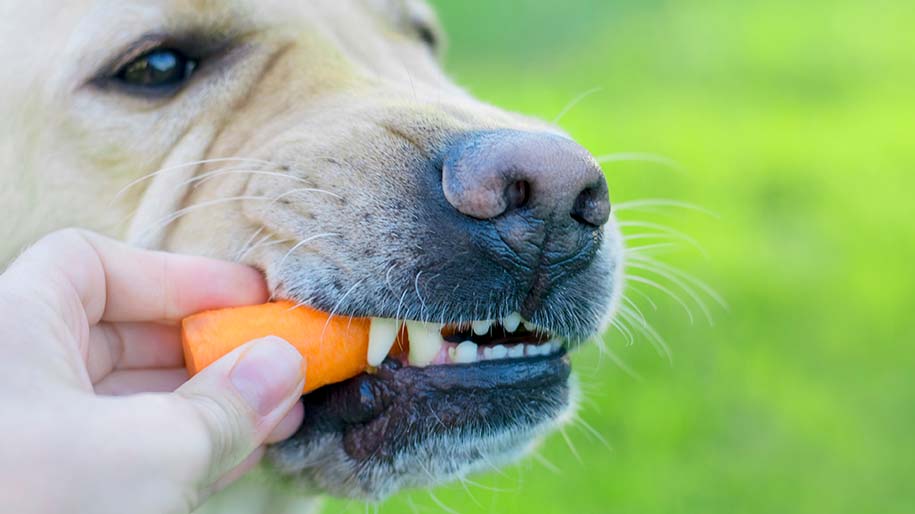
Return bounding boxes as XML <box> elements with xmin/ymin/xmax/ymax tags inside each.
<box><xmin>507</xmin><ymin>345</ymin><xmax>525</xmax><ymax>358</ymax></box>
<box><xmin>367</xmin><ymin>318</ymin><xmax>399</xmax><ymax>366</ymax></box>
<box><xmin>503</xmin><ymin>312</ymin><xmax>522</xmax><ymax>332</ymax></box>
<box><xmin>472</xmin><ymin>320</ymin><xmax>492</xmax><ymax>336</ymax></box>
<box><xmin>492</xmin><ymin>345</ymin><xmax>508</xmax><ymax>359</ymax></box>
<box><xmin>406</xmin><ymin>321</ymin><xmax>443</xmax><ymax>366</ymax></box>
<box><xmin>455</xmin><ymin>341</ymin><xmax>478</xmax><ymax>363</ymax></box>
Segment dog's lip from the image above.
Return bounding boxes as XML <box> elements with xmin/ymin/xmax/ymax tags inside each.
<box><xmin>293</xmin><ymin>352</ymin><xmax>572</xmax><ymax>454</ymax></box>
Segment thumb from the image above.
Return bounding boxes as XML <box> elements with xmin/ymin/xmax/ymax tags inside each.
<box><xmin>163</xmin><ymin>336</ymin><xmax>305</xmax><ymax>493</ymax></box>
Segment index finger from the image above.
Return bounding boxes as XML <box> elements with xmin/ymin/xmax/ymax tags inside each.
<box><xmin>5</xmin><ymin>229</ymin><xmax>269</xmax><ymax>324</ymax></box>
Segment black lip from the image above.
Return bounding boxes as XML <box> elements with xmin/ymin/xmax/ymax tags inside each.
<box><xmin>283</xmin><ymin>352</ymin><xmax>571</xmax><ymax>461</ymax></box>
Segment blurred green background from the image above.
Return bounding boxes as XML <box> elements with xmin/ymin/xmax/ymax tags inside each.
<box><xmin>329</xmin><ymin>1</ymin><xmax>915</xmax><ymax>512</ymax></box>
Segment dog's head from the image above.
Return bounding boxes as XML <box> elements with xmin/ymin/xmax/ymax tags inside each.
<box><xmin>0</xmin><ymin>0</ymin><xmax>623</xmax><ymax>501</ymax></box>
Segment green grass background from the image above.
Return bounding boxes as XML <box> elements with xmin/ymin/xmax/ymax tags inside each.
<box><xmin>327</xmin><ymin>1</ymin><xmax>915</xmax><ymax>512</ymax></box>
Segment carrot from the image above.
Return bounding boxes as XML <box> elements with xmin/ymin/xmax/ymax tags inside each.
<box><xmin>181</xmin><ymin>301</ymin><xmax>370</xmax><ymax>394</ymax></box>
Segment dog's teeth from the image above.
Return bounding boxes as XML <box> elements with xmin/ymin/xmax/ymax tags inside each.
<box><xmin>472</xmin><ymin>320</ymin><xmax>493</xmax><ymax>336</ymax></box>
<box><xmin>406</xmin><ymin>321</ymin><xmax>444</xmax><ymax>367</ymax></box>
<box><xmin>492</xmin><ymin>345</ymin><xmax>508</xmax><ymax>359</ymax></box>
<box><xmin>502</xmin><ymin>312</ymin><xmax>522</xmax><ymax>332</ymax></box>
<box><xmin>507</xmin><ymin>345</ymin><xmax>525</xmax><ymax>358</ymax></box>
<box><xmin>550</xmin><ymin>339</ymin><xmax>563</xmax><ymax>353</ymax></box>
<box><xmin>522</xmin><ymin>320</ymin><xmax>537</xmax><ymax>332</ymax></box>
<box><xmin>482</xmin><ymin>346</ymin><xmax>494</xmax><ymax>360</ymax></box>
<box><xmin>455</xmin><ymin>341</ymin><xmax>478</xmax><ymax>363</ymax></box>
<box><xmin>367</xmin><ymin>318</ymin><xmax>399</xmax><ymax>366</ymax></box>
<box><xmin>525</xmin><ymin>344</ymin><xmax>538</xmax><ymax>357</ymax></box>
<box><xmin>447</xmin><ymin>346</ymin><xmax>456</xmax><ymax>362</ymax></box>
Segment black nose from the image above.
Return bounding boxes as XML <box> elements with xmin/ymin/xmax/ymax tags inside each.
<box><xmin>443</xmin><ymin>131</ymin><xmax>610</xmax><ymax>228</ymax></box>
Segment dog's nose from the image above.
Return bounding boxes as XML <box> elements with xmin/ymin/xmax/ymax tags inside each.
<box><xmin>443</xmin><ymin>130</ymin><xmax>611</xmax><ymax>228</ymax></box>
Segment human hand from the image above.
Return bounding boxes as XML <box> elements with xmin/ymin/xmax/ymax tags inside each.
<box><xmin>0</xmin><ymin>229</ymin><xmax>306</xmax><ymax>514</ymax></box>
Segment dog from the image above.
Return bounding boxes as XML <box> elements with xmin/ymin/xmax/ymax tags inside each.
<box><xmin>0</xmin><ymin>0</ymin><xmax>624</xmax><ymax>511</ymax></box>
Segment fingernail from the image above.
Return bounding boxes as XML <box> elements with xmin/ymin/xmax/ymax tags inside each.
<box><xmin>229</xmin><ymin>337</ymin><xmax>304</xmax><ymax>416</ymax></box>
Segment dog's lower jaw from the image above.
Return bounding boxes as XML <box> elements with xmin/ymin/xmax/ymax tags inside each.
<box><xmin>262</xmin><ymin>358</ymin><xmax>577</xmax><ymax>502</ymax></box>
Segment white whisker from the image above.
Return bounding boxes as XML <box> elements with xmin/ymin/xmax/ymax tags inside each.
<box><xmin>136</xmin><ymin>195</ymin><xmax>274</xmax><ymax>240</ymax></box>
<box><xmin>238</xmin><ymin>236</ymin><xmax>292</xmax><ymax>263</ymax></box>
<box><xmin>610</xmin><ymin>318</ymin><xmax>635</xmax><ymax>346</ymax></box>
<box><xmin>270</xmin><ymin>187</ymin><xmax>344</xmax><ymax>204</ymax></box>
<box><xmin>531</xmin><ymin>452</ymin><xmax>562</xmax><ymax>474</ymax></box>
<box><xmin>626</xmin><ymin>262</ymin><xmax>714</xmax><ymax>325</ymax></box>
<box><xmin>234</xmin><ymin>227</ymin><xmax>264</xmax><ymax>262</ymax></box>
<box><xmin>276</xmin><ymin>233</ymin><xmax>340</xmax><ymax>270</ymax></box>
<box><xmin>594</xmin><ymin>152</ymin><xmax>683</xmax><ymax>172</ymax></box>
<box><xmin>559</xmin><ymin>427</ymin><xmax>583</xmax><ymax>464</ymax></box>
<box><xmin>625</xmin><ymin>286</ymin><xmax>659</xmax><ymax>311</ymax></box>
<box><xmin>600</xmin><ymin>335</ymin><xmax>643</xmax><ymax>380</ymax></box>
<box><xmin>112</xmin><ymin>157</ymin><xmax>274</xmax><ymax>201</ymax></box>
<box><xmin>624</xmin><ymin>242</ymin><xmax>678</xmax><ymax>255</ymax></box>
<box><xmin>319</xmin><ymin>278</ymin><xmax>367</xmax><ymax>343</ymax></box>
<box><xmin>427</xmin><ymin>493</ymin><xmax>461</xmax><ymax>514</ymax></box>
<box><xmin>618</xmin><ymin>306</ymin><xmax>672</xmax><ymax>363</ymax></box>
<box><xmin>626</xmin><ymin>274</ymin><xmax>695</xmax><ymax>324</ymax></box>
<box><xmin>629</xmin><ymin>254</ymin><xmax>728</xmax><ymax>310</ymax></box>
<box><xmin>186</xmin><ymin>168</ymin><xmax>319</xmax><ymax>190</ymax></box>
<box><xmin>615</xmin><ymin>198</ymin><xmax>719</xmax><ymax>218</ymax></box>
<box><xmin>573</xmin><ymin>415</ymin><xmax>614</xmax><ymax>452</ymax></box>
<box><xmin>621</xmin><ymin>296</ymin><xmax>649</xmax><ymax>328</ymax></box>
<box><xmin>552</xmin><ymin>86</ymin><xmax>603</xmax><ymax>125</ymax></box>
<box><xmin>619</xmin><ymin>220</ymin><xmax>708</xmax><ymax>258</ymax></box>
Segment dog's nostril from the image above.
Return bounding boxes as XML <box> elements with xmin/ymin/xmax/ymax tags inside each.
<box><xmin>505</xmin><ymin>180</ymin><xmax>531</xmax><ymax>211</ymax></box>
<box><xmin>571</xmin><ymin>186</ymin><xmax>610</xmax><ymax>227</ymax></box>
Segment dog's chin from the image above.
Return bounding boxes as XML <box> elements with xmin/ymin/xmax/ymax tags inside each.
<box><xmin>267</xmin><ymin>351</ymin><xmax>573</xmax><ymax>500</ymax></box>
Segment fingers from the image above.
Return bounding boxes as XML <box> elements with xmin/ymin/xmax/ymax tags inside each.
<box><xmin>143</xmin><ymin>337</ymin><xmax>305</xmax><ymax>497</ymax></box>
<box><xmin>93</xmin><ymin>368</ymin><xmax>189</xmax><ymax>395</ymax></box>
<box><xmin>4</xmin><ymin>229</ymin><xmax>268</xmax><ymax>326</ymax></box>
<box><xmin>265</xmin><ymin>402</ymin><xmax>305</xmax><ymax>444</ymax></box>
<box><xmin>87</xmin><ymin>322</ymin><xmax>184</xmax><ymax>383</ymax></box>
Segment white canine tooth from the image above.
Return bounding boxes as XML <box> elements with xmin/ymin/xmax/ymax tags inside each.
<box><xmin>507</xmin><ymin>345</ymin><xmax>525</xmax><ymax>358</ymax></box>
<box><xmin>502</xmin><ymin>312</ymin><xmax>522</xmax><ymax>332</ymax></box>
<box><xmin>492</xmin><ymin>345</ymin><xmax>508</xmax><ymax>359</ymax></box>
<box><xmin>522</xmin><ymin>321</ymin><xmax>538</xmax><ymax>332</ymax></box>
<box><xmin>455</xmin><ymin>341</ymin><xmax>478</xmax><ymax>364</ymax></box>
<box><xmin>472</xmin><ymin>320</ymin><xmax>493</xmax><ymax>336</ymax></box>
<box><xmin>483</xmin><ymin>347</ymin><xmax>493</xmax><ymax>360</ymax></box>
<box><xmin>406</xmin><ymin>321</ymin><xmax>444</xmax><ymax>367</ymax></box>
<box><xmin>367</xmin><ymin>318</ymin><xmax>399</xmax><ymax>366</ymax></box>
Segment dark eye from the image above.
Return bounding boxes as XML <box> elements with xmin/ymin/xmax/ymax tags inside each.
<box><xmin>116</xmin><ymin>49</ymin><xmax>197</xmax><ymax>90</ymax></box>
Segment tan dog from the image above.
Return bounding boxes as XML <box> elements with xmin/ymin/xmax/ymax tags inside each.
<box><xmin>0</xmin><ymin>0</ymin><xmax>624</xmax><ymax>511</ymax></box>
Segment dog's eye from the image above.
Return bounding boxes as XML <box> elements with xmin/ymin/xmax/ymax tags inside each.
<box><xmin>115</xmin><ymin>49</ymin><xmax>197</xmax><ymax>90</ymax></box>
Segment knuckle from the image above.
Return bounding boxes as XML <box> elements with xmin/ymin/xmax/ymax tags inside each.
<box><xmin>177</xmin><ymin>391</ymin><xmax>252</xmax><ymax>480</ymax></box>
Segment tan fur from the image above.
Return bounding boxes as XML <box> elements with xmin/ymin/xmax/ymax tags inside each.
<box><xmin>0</xmin><ymin>1</ymin><xmax>622</xmax><ymax>512</ymax></box>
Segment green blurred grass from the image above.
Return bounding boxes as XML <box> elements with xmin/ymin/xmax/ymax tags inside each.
<box><xmin>327</xmin><ymin>1</ymin><xmax>915</xmax><ymax>512</ymax></box>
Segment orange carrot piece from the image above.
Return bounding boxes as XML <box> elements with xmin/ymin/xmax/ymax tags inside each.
<box><xmin>181</xmin><ymin>301</ymin><xmax>370</xmax><ymax>394</ymax></box>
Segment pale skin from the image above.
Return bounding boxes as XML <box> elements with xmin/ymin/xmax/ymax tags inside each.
<box><xmin>0</xmin><ymin>229</ymin><xmax>308</xmax><ymax>514</ymax></box>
